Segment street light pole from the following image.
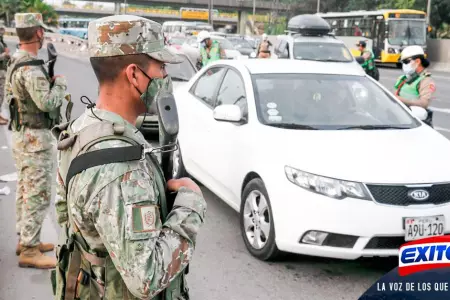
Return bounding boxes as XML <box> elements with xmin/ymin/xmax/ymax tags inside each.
<box><xmin>124</xmin><ymin>0</ymin><xmax>127</xmax><ymax>14</ymax></box>
<box><xmin>208</xmin><ymin>0</ymin><xmax>212</xmax><ymax>25</ymax></box>
<box><xmin>426</xmin><ymin>0</ymin><xmax>432</xmax><ymax>26</ymax></box>
<box><xmin>253</xmin><ymin>0</ymin><xmax>256</xmax><ymax>18</ymax></box>
<box><xmin>316</xmin><ymin>0</ymin><xmax>320</xmax><ymax>13</ymax></box>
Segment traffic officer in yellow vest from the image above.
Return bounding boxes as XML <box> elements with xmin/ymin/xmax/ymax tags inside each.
<box><xmin>0</xmin><ymin>24</ymin><xmax>10</xmax><ymax>125</ymax></box>
<box><xmin>4</xmin><ymin>13</ymin><xmax>68</xmax><ymax>269</ymax></box>
<box><xmin>197</xmin><ymin>30</ymin><xmax>225</xmax><ymax>68</ymax></box>
<box><xmin>52</xmin><ymin>15</ymin><xmax>206</xmax><ymax>299</ymax></box>
<box><xmin>394</xmin><ymin>45</ymin><xmax>435</xmax><ymax>125</ymax></box>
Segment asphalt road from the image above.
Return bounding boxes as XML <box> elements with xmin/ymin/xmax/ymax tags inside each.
<box><xmin>0</xmin><ymin>42</ymin><xmax>449</xmax><ymax>300</ymax></box>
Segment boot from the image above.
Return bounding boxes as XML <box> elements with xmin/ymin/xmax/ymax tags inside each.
<box><xmin>18</xmin><ymin>246</ymin><xmax>56</xmax><ymax>269</ymax></box>
<box><xmin>16</xmin><ymin>242</ymin><xmax>54</xmax><ymax>255</ymax></box>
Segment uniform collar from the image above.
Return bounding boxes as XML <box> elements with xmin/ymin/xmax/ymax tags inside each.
<box><xmin>74</xmin><ymin>108</ymin><xmax>147</xmax><ymax>144</ymax></box>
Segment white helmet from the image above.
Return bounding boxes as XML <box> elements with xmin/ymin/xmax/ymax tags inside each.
<box><xmin>400</xmin><ymin>46</ymin><xmax>425</xmax><ymax>61</ymax></box>
<box><xmin>262</xmin><ymin>33</ymin><xmax>268</xmax><ymax>40</ymax></box>
<box><xmin>197</xmin><ymin>31</ymin><xmax>211</xmax><ymax>43</ymax></box>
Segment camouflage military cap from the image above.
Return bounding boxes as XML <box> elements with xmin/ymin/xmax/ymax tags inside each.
<box><xmin>88</xmin><ymin>15</ymin><xmax>183</xmax><ymax>64</ymax></box>
<box><xmin>15</xmin><ymin>13</ymin><xmax>45</xmax><ymax>29</ymax></box>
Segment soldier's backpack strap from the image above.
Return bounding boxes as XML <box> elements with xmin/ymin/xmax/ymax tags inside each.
<box><xmin>8</xmin><ymin>59</ymin><xmax>46</xmax><ymax>83</ymax></box>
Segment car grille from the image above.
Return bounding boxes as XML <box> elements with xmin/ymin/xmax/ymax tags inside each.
<box><xmin>366</xmin><ymin>183</ymin><xmax>450</xmax><ymax>206</ymax></box>
<box><xmin>364</xmin><ymin>236</ymin><xmax>405</xmax><ymax>249</ymax></box>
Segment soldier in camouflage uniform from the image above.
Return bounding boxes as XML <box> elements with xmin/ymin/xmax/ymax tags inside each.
<box><xmin>0</xmin><ymin>24</ymin><xmax>10</xmax><ymax>125</ymax></box>
<box><xmin>5</xmin><ymin>13</ymin><xmax>68</xmax><ymax>268</ymax></box>
<box><xmin>52</xmin><ymin>15</ymin><xmax>206</xmax><ymax>299</ymax></box>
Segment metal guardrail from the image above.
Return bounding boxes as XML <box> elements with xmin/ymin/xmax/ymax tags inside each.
<box><xmin>5</xmin><ymin>27</ymin><xmax>88</xmax><ymax>45</ymax></box>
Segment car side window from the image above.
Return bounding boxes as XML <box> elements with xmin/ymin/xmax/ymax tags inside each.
<box><xmin>216</xmin><ymin>69</ymin><xmax>248</xmax><ymax>117</ymax></box>
<box><xmin>191</xmin><ymin>67</ymin><xmax>226</xmax><ymax>107</ymax></box>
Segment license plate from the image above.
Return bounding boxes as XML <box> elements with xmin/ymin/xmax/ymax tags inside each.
<box><xmin>404</xmin><ymin>215</ymin><xmax>445</xmax><ymax>241</ymax></box>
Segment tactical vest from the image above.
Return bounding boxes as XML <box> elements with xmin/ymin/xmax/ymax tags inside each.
<box><xmin>200</xmin><ymin>41</ymin><xmax>220</xmax><ymax>67</ymax></box>
<box><xmin>50</xmin><ymin>120</ymin><xmax>188</xmax><ymax>300</ymax></box>
<box><xmin>5</xmin><ymin>53</ymin><xmax>71</xmax><ymax>131</ymax></box>
<box><xmin>395</xmin><ymin>72</ymin><xmax>430</xmax><ymax>101</ymax></box>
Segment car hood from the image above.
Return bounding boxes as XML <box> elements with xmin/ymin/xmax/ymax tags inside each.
<box><xmin>257</xmin><ymin>124</ymin><xmax>450</xmax><ymax>184</ymax></box>
<box><xmin>224</xmin><ymin>49</ymin><xmax>242</xmax><ymax>58</ymax></box>
<box><xmin>236</xmin><ymin>47</ymin><xmax>254</xmax><ymax>55</ymax></box>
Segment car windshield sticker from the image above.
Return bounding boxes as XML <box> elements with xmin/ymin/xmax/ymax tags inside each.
<box><xmin>268</xmin><ymin>115</ymin><xmax>282</xmax><ymax>122</ymax></box>
<box><xmin>267</xmin><ymin>102</ymin><xmax>277</xmax><ymax>109</ymax></box>
<box><xmin>267</xmin><ymin>108</ymin><xmax>279</xmax><ymax>116</ymax></box>
<box><xmin>313</xmin><ymin>92</ymin><xmax>321</xmax><ymax>102</ymax></box>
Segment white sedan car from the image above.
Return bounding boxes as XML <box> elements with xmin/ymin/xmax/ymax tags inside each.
<box><xmin>172</xmin><ymin>59</ymin><xmax>450</xmax><ymax>261</ymax></box>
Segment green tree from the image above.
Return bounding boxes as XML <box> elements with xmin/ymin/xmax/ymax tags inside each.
<box><xmin>20</xmin><ymin>0</ymin><xmax>59</xmax><ymax>26</ymax></box>
<box><xmin>0</xmin><ymin>0</ymin><xmax>20</xmax><ymax>26</ymax></box>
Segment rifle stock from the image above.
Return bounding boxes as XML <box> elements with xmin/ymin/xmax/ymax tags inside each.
<box><xmin>155</xmin><ymin>91</ymin><xmax>179</xmax><ymax>212</ymax></box>
<box><xmin>47</xmin><ymin>43</ymin><xmax>57</xmax><ymax>86</ymax></box>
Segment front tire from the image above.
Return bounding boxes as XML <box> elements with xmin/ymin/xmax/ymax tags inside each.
<box><xmin>240</xmin><ymin>178</ymin><xmax>281</xmax><ymax>261</ymax></box>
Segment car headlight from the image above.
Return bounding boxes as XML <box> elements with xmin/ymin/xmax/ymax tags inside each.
<box><xmin>284</xmin><ymin>166</ymin><xmax>371</xmax><ymax>200</ymax></box>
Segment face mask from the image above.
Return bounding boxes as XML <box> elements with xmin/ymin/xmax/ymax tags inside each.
<box><xmin>402</xmin><ymin>61</ymin><xmax>417</xmax><ymax>76</ymax></box>
<box><xmin>136</xmin><ymin>66</ymin><xmax>172</xmax><ymax>111</ymax></box>
<box><xmin>201</xmin><ymin>41</ymin><xmax>206</xmax><ymax>48</ymax></box>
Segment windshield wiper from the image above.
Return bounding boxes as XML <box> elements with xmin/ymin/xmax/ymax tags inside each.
<box><xmin>171</xmin><ymin>76</ymin><xmax>190</xmax><ymax>82</ymax></box>
<box><xmin>267</xmin><ymin>123</ymin><xmax>319</xmax><ymax>130</ymax></box>
<box><xmin>336</xmin><ymin>125</ymin><xmax>411</xmax><ymax>130</ymax></box>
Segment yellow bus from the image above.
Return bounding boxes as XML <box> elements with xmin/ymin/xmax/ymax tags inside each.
<box><xmin>317</xmin><ymin>9</ymin><xmax>427</xmax><ymax>65</ymax></box>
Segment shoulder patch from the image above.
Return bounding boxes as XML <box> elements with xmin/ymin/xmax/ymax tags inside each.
<box><xmin>132</xmin><ymin>204</ymin><xmax>157</xmax><ymax>232</ymax></box>
<box><xmin>429</xmin><ymin>83</ymin><xmax>436</xmax><ymax>92</ymax></box>
<box><xmin>34</xmin><ymin>77</ymin><xmax>49</xmax><ymax>91</ymax></box>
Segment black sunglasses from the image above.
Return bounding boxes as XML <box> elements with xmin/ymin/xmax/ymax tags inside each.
<box><xmin>402</xmin><ymin>58</ymin><xmax>413</xmax><ymax>64</ymax></box>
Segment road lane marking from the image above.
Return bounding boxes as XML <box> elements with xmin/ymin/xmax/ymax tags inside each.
<box><xmin>435</xmin><ymin>127</ymin><xmax>450</xmax><ymax>133</ymax></box>
<box><xmin>430</xmin><ymin>107</ymin><xmax>450</xmax><ymax>114</ymax></box>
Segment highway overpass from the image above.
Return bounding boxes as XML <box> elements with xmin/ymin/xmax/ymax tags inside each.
<box><xmin>70</xmin><ymin>0</ymin><xmax>307</xmax><ymax>13</ymax></box>
<box><xmin>54</xmin><ymin>7</ymin><xmax>238</xmax><ymax>26</ymax></box>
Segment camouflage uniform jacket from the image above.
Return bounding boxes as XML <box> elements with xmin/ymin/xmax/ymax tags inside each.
<box><xmin>55</xmin><ymin>108</ymin><xmax>207</xmax><ymax>299</ymax></box>
<box><xmin>5</xmin><ymin>50</ymin><xmax>66</xmax><ymax>152</ymax></box>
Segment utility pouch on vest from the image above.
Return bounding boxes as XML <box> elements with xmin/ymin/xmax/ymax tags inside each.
<box><xmin>8</xmin><ymin>98</ymin><xmax>19</xmax><ymax>131</ymax></box>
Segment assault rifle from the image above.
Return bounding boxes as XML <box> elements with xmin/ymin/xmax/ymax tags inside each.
<box><xmin>155</xmin><ymin>91</ymin><xmax>190</xmax><ymax>276</ymax></box>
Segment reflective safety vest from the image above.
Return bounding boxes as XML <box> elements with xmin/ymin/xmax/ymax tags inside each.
<box><xmin>200</xmin><ymin>40</ymin><xmax>220</xmax><ymax>67</ymax></box>
<box><xmin>361</xmin><ymin>49</ymin><xmax>375</xmax><ymax>71</ymax></box>
<box><xmin>394</xmin><ymin>72</ymin><xmax>430</xmax><ymax>101</ymax></box>
<box><xmin>5</xmin><ymin>52</ymin><xmax>71</xmax><ymax>131</ymax></box>
<box><xmin>50</xmin><ymin>120</ymin><xmax>189</xmax><ymax>300</ymax></box>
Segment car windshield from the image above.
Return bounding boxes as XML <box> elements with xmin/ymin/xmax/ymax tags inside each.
<box><xmin>213</xmin><ymin>38</ymin><xmax>234</xmax><ymax>50</ymax></box>
<box><xmin>293</xmin><ymin>42</ymin><xmax>353</xmax><ymax>62</ymax></box>
<box><xmin>229</xmin><ymin>38</ymin><xmax>253</xmax><ymax>48</ymax></box>
<box><xmin>252</xmin><ymin>74</ymin><xmax>420</xmax><ymax>130</ymax></box>
<box><xmin>169</xmin><ymin>37</ymin><xmax>186</xmax><ymax>45</ymax></box>
<box><xmin>388</xmin><ymin>20</ymin><xmax>427</xmax><ymax>46</ymax></box>
<box><xmin>166</xmin><ymin>56</ymin><xmax>196</xmax><ymax>81</ymax></box>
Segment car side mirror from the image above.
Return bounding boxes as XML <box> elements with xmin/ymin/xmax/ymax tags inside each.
<box><xmin>213</xmin><ymin>104</ymin><xmax>243</xmax><ymax>122</ymax></box>
<box><xmin>410</xmin><ymin>106</ymin><xmax>428</xmax><ymax>121</ymax></box>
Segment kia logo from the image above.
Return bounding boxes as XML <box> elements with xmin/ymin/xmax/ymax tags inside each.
<box><xmin>408</xmin><ymin>189</ymin><xmax>430</xmax><ymax>201</ymax></box>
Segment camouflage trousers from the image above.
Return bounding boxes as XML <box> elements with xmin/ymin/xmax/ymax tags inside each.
<box><xmin>12</xmin><ymin>134</ymin><xmax>53</xmax><ymax>247</ymax></box>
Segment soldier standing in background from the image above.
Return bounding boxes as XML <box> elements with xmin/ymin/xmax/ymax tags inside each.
<box><xmin>0</xmin><ymin>25</ymin><xmax>10</xmax><ymax>125</ymax></box>
<box><xmin>4</xmin><ymin>13</ymin><xmax>67</xmax><ymax>269</ymax></box>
